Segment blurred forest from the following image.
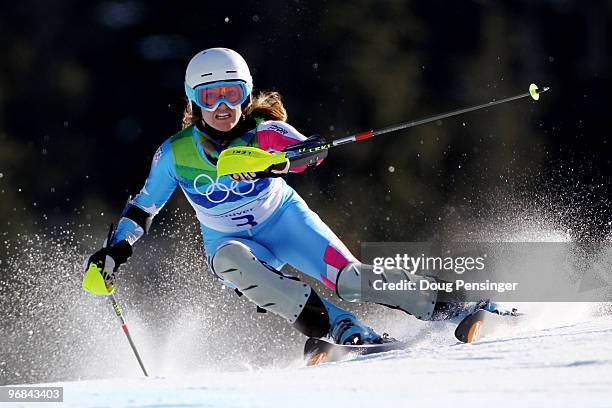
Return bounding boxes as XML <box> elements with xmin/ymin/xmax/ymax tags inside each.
<box><xmin>1</xmin><ymin>0</ymin><xmax>611</xmax><ymax>262</ymax></box>
<box><xmin>1</xmin><ymin>0</ymin><xmax>612</xmax><ymax>386</ymax></box>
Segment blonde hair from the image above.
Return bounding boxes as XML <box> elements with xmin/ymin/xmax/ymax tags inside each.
<box><xmin>181</xmin><ymin>90</ymin><xmax>288</xmax><ymax>129</ymax></box>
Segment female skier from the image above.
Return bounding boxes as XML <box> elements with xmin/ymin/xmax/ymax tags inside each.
<box><xmin>84</xmin><ymin>48</ymin><xmax>468</xmax><ymax>345</ymax></box>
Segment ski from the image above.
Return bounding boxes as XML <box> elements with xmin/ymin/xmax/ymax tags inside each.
<box><xmin>304</xmin><ymin>337</ymin><xmax>406</xmax><ymax>366</ymax></box>
<box><xmin>454</xmin><ymin>308</ymin><xmax>523</xmax><ymax>343</ymax></box>
<box><xmin>305</xmin><ymin>307</ymin><xmax>523</xmax><ymax>366</ymax></box>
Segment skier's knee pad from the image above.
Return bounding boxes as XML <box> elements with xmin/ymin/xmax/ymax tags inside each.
<box><xmin>335</xmin><ymin>262</ymin><xmax>438</xmax><ymax>320</ymax></box>
<box><xmin>212</xmin><ymin>241</ymin><xmax>329</xmax><ymax>337</ymax></box>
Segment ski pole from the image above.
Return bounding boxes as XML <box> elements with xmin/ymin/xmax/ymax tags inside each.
<box><xmin>216</xmin><ymin>83</ymin><xmax>550</xmax><ymax>175</ymax></box>
<box><xmin>104</xmin><ymin>223</ymin><xmax>149</xmax><ymax>377</ymax></box>
<box><xmin>107</xmin><ymin>293</ymin><xmax>149</xmax><ymax>376</ymax></box>
<box><xmin>284</xmin><ymin>83</ymin><xmax>550</xmax><ymax>158</ymax></box>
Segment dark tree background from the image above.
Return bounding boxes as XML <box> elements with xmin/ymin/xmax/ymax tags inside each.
<box><xmin>0</xmin><ymin>0</ymin><xmax>611</xmax><ymax>385</ymax></box>
<box><xmin>1</xmin><ymin>0</ymin><xmax>610</xmax><ymax>247</ymax></box>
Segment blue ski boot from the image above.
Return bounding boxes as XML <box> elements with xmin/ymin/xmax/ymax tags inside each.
<box><xmin>328</xmin><ymin>314</ymin><xmax>383</xmax><ymax>345</ymax></box>
<box><xmin>321</xmin><ymin>298</ymin><xmax>384</xmax><ymax>345</ymax></box>
<box><xmin>320</xmin><ymin>298</ymin><xmax>382</xmax><ymax>345</ymax></box>
<box><xmin>476</xmin><ymin>299</ymin><xmax>518</xmax><ymax>316</ymax></box>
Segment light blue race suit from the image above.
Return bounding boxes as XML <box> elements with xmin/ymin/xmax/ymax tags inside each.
<box><xmin>112</xmin><ymin>120</ymin><xmax>362</xmax><ymax>328</ymax></box>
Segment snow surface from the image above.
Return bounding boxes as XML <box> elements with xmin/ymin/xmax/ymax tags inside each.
<box><xmin>3</xmin><ymin>223</ymin><xmax>612</xmax><ymax>407</ymax></box>
<box><xmin>8</xmin><ymin>310</ymin><xmax>612</xmax><ymax>408</ymax></box>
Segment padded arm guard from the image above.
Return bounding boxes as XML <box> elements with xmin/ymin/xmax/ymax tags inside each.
<box><xmin>122</xmin><ymin>204</ymin><xmax>153</xmax><ymax>233</ymax></box>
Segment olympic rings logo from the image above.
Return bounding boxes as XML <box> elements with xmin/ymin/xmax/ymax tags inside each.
<box><xmin>193</xmin><ymin>174</ymin><xmax>256</xmax><ymax>203</ymax></box>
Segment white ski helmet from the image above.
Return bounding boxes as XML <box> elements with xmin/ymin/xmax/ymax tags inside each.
<box><xmin>184</xmin><ymin>47</ymin><xmax>253</xmax><ymax>103</ymax></box>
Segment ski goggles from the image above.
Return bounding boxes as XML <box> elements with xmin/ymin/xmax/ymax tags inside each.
<box><xmin>185</xmin><ymin>80</ymin><xmax>249</xmax><ymax>112</ymax></box>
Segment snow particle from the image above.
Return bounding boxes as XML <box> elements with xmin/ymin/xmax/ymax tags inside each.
<box><xmin>0</xmin><ymin>173</ymin><xmax>3</xmax><ymax>179</ymax></box>
<box><xmin>312</xmin><ymin>62</ymin><xmax>319</xmax><ymax>69</ymax></box>
<box><xmin>388</xmin><ymin>166</ymin><xmax>395</xmax><ymax>173</ymax></box>
<box><xmin>224</xmin><ymin>17</ymin><xmax>229</xmax><ymax>23</ymax></box>
<box><xmin>252</xmin><ymin>15</ymin><xmax>259</xmax><ymax>22</ymax></box>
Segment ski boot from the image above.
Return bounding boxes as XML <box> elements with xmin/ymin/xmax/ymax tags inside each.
<box><xmin>475</xmin><ymin>299</ymin><xmax>519</xmax><ymax>316</ymax></box>
<box><xmin>329</xmin><ymin>314</ymin><xmax>383</xmax><ymax>345</ymax></box>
